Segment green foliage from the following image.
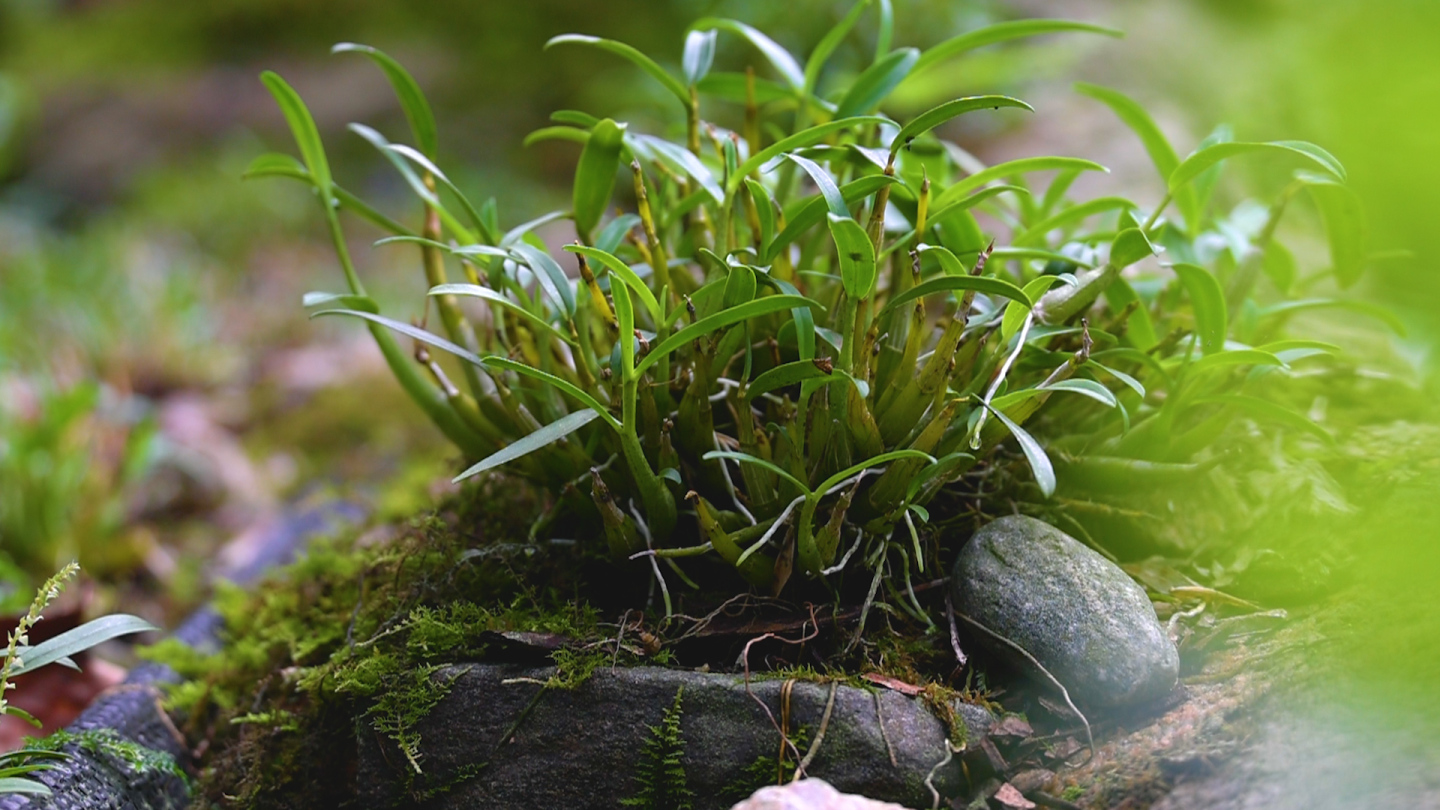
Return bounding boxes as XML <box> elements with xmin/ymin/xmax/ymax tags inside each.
<box><xmin>0</xmin><ymin>564</ymin><xmax>159</xmax><ymax>797</ymax></box>
<box><xmin>622</xmin><ymin>686</ymin><xmax>694</xmax><ymax>810</ymax></box>
<box><xmin>251</xmin><ymin>8</ymin><xmax>1387</xmax><ymax>614</ymax></box>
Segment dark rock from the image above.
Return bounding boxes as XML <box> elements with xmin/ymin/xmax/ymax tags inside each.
<box><xmin>354</xmin><ymin>665</ymin><xmax>972</xmax><ymax>809</ymax></box>
<box><xmin>951</xmin><ymin>515</ymin><xmax>1179</xmax><ymax>708</ymax></box>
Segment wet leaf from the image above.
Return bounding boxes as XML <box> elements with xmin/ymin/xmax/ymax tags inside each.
<box><xmin>985</xmin><ymin>404</ymin><xmax>1055</xmax><ymax>497</ymax></box>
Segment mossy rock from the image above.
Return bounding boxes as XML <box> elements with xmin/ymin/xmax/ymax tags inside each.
<box><xmin>353</xmin><ymin>664</ymin><xmax>994</xmax><ymax>809</ymax></box>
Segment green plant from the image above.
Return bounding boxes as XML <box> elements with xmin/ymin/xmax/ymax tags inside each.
<box><xmin>251</xmin><ymin>4</ymin><xmax>1385</xmax><ymax>607</ymax></box>
<box><xmin>623</xmin><ymin>686</ymin><xmax>693</xmax><ymax>810</ymax></box>
<box><xmin>0</xmin><ymin>380</ymin><xmax>156</xmax><ymax>608</ymax></box>
<box><xmin>0</xmin><ymin>563</ymin><xmax>159</xmax><ymax>797</ymax></box>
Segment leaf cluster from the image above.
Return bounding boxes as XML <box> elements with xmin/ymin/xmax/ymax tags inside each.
<box><xmin>251</xmin><ymin>4</ymin><xmax>1391</xmax><ymax>609</ymax></box>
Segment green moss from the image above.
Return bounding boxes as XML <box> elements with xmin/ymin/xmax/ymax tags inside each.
<box><xmin>622</xmin><ymin>686</ymin><xmax>694</xmax><ymax>810</ymax></box>
<box><xmin>26</xmin><ymin>729</ymin><xmax>186</xmax><ymax>782</ymax></box>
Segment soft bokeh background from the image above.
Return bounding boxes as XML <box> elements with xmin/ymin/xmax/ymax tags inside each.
<box><xmin>1</xmin><ymin>0</ymin><xmax>1437</xmax><ymax>791</ymax></box>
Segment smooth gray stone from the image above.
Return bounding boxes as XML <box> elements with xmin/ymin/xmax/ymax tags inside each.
<box><xmin>951</xmin><ymin>515</ymin><xmax>1179</xmax><ymax>708</ymax></box>
<box><xmin>355</xmin><ymin>665</ymin><xmax>992</xmax><ymax>809</ymax></box>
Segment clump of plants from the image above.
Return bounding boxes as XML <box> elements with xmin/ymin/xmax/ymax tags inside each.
<box><xmin>251</xmin><ymin>6</ymin><xmax>1381</xmax><ymax>611</ymax></box>
<box><xmin>1</xmin><ymin>563</ymin><xmax>160</xmax><ymax>797</ymax></box>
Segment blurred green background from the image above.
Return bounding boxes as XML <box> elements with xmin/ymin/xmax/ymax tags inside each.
<box><xmin>0</xmin><ymin>0</ymin><xmax>1437</xmax><ymax>782</ymax></box>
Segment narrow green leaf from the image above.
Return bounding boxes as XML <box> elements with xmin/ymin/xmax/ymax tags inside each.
<box><xmin>1013</xmin><ymin>196</ymin><xmax>1138</xmax><ymax>246</ymax></box>
<box><xmin>429</xmin><ymin>284</ymin><xmax>577</xmax><ymax>346</ymax></box>
<box><xmin>875</xmin><ymin>0</ymin><xmax>894</xmax><ymax>59</ymax></box>
<box><xmin>912</xmin><ymin>19</ymin><xmax>1123</xmax><ymax>77</ymax></box>
<box><xmin>805</xmin><ymin>0</ymin><xmax>871</xmax><ymax>95</ymax></box>
<box><xmin>0</xmin><ymin>778</ymin><xmax>51</xmax><ymax>796</ymax></box>
<box><xmin>545</xmin><ymin>34</ymin><xmax>689</xmax><ymax>106</ymax></box>
<box><xmin>501</xmin><ymin>210</ymin><xmax>569</xmax><ymax>249</ymax></box>
<box><xmin>1191</xmin><ymin>395</ymin><xmax>1332</xmax><ymax>443</ymax></box>
<box><xmin>703</xmin><ymin>450</ymin><xmax>809</xmax><ymax>494</ymax></box>
<box><xmin>332</xmin><ymin>43</ymin><xmax>438</xmax><ymax>159</ymax></box>
<box><xmin>786</xmin><ymin>154</ymin><xmax>848</xmax><ymax>216</ymax></box>
<box><xmin>993</xmin><ymin>378</ymin><xmax>1117</xmax><ymax>409</ymax></box>
<box><xmin>765</xmin><ymin>174</ymin><xmax>896</xmax><ymax>262</ymax></box>
<box><xmin>744</xmin><ymin>178</ymin><xmax>777</xmax><ymax>253</ymax></box>
<box><xmin>454</xmin><ymin>409</ymin><xmax>601</xmax><ymax>483</ymax></box>
<box><xmin>1186</xmin><ymin>349</ymin><xmax>1285</xmax><ymax>376</ymax></box>
<box><xmin>984</xmin><ymin>404</ymin><xmax>1055</xmax><ymax>497</ymax></box>
<box><xmin>348</xmin><ymin>123</ymin><xmax>440</xmax><ymax>208</ymax></box>
<box><xmin>924</xmin><ymin>184</ymin><xmax>1029</xmax><ymax>230</ymax></box>
<box><xmin>630</xmin><ymin>133</ymin><xmax>724</xmax><ymax>202</ymax></box>
<box><xmin>572</xmin><ymin>118</ymin><xmax>626</xmax><ymax>240</ymax></box>
<box><xmin>882</xmin><ymin>269</ymin><xmax>1031</xmax><ymax>314</ymax></box>
<box><xmin>483</xmin><ymin>356</ymin><xmax>620</xmax><ymax>429</ymax></box>
<box><xmin>829</xmin><ymin>213</ymin><xmax>877</xmax><ymax>299</ymax></box>
<box><xmin>612</xmin><ymin>276</ymin><xmax>635</xmax><ymax>376</ymax></box>
<box><xmin>747</xmin><ymin>359</ymin><xmax>835</xmax><ymax>400</ymax></box>
<box><xmin>565</xmin><ymin>245</ymin><xmax>662</xmax><ymax>322</ymax></box>
<box><xmin>1296</xmin><ymin>172</ymin><xmax>1367</xmax><ymax>288</ymax></box>
<box><xmin>259</xmin><ymin>72</ymin><xmax>333</xmax><ymax>203</ymax></box>
<box><xmin>1170</xmin><ymin>263</ymin><xmax>1227</xmax><ymax>355</ymax></box>
<box><xmin>1074</xmin><ymin>82</ymin><xmax>1201</xmax><ymax>228</ymax></box>
<box><xmin>12</xmin><ymin>615</ymin><xmax>157</xmax><ymax>675</ymax></box>
<box><xmin>243</xmin><ymin>151</ymin><xmax>307</xmax><ymax>180</ymax></box>
<box><xmin>931</xmin><ymin>156</ymin><xmax>1108</xmax><ymax>209</ymax></box>
<box><xmin>697</xmin><ymin>72</ymin><xmax>793</xmax><ymax>105</ymax></box>
<box><xmin>691</xmin><ymin>18</ymin><xmax>806</xmax><ymax>90</ymax></box>
<box><xmin>1088</xmin><ymin>360</ymin><xmax>1145</xmax><ymax>397</ymax></box>
<box><xmin>834</xmin><ymin>47</ymin><xmax>919</xmax><ymax>118</ymax></box>
<box><xmin>733</xmin><ymin>115</ymin><xmax>888</xmax><ymax>190</ymax></box>
<box><xmin>510</xmin><ymin>243</ymin><xmax>576</xmax><ymax>318</ymax></box>
<box><xmin>524</xmin><ymin>126</ymin><xmax>589</xmax><ymax>148</ymax></box>
<box><xmin>637</xmin><ymin>295</ymin><xmax>819</xmax><ymax>376</ymax></box>
<box><xmin>302</xmin><ymin>291</ymin><xmax>379</xmax><ymax>313</ymax></box>
<box><xmin>595</xmin><ymin>214</ymin><xmax>642</xmax><ymax>254</ymax></box>
<box><xmin>1262</xmin><ymin>240</ymin><xmax>1297</xmax><ymax>294</ymax></box>
<box><xmin>1169</xmin><ymin>140</ymin><xmax>1345</xmax><ymax>193</ymax></box>
<box><xmin>816</xmin><ymin>449</ymin><xmax>936</xmax><ymax>496</ymax></box>
<box><xmin>683</xmin><ymin>30</ymin><xmax>718</xmax><ymax>85</ymax></box>
<box><xmin>1256</xmin><ymin>298</ymin><xmax>1405</xmax><ymax>335</ymax></box>
<box><xmin>891</xmin><ymin>95</ymin><xmax>1033</xmax><ymax>157</ymax></box>
<box><xmin>312</xmin><ymin>309</ymin><xmax>488</xmax><ymax>367</ymax></box>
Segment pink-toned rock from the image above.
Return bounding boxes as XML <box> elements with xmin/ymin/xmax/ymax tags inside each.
<box><xmin>730</xmin><ymin>778</ymin><xmax>911</xmax><ymax>810</ymax></box>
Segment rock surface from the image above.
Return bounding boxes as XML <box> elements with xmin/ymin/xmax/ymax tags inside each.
<box><xmin>951</xmin><ymin>515</ymin><xmax>1178</xmax><ymax>708</ymax></box>
<box><xmin>355</xmin><ymin>665</ymin><xmax>989</xmax><ymax>809</ymax></box>
<box><xmin>730</xmin><ymin>778</ymin><xmax>910</xmax><ymax>809</ymax></box>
